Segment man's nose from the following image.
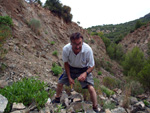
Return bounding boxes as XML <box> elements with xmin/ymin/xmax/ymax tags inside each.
<box><xmin>76</xmin><ymin>45</ymin><xmax>80</xmax><ymax>49</ymax></box>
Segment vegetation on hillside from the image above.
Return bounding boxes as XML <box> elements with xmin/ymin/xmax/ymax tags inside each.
<box><xmin>87</xmin><ymin>13</ymin><xmax>150</xmax><ymax>43</ymax></box>
<box><xmin>44</xmin><ymin>0</ymin><xmax>72</xmax><ymax>23</ymax></box>
<box><xmin>0</xmin><ymin>16</ymin><xmax>12</xmax><ymax>72</ymax></box>
<box><xmin>0</xmin><ymin>77</ymin><xmax>55</xmax><ymax>112</ymax></box>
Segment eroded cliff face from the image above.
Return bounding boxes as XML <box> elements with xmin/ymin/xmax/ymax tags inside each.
<box><xmin>0</xmin><ymin>0</ymin><xmax>122</xmax><ymax>83</ymax></box>
<box><xmin>120</xmin><ymin>23</ymin><xmax>150</xmax><ymax>57</ymax></box>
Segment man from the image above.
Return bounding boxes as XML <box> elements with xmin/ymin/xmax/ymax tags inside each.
<box><xmin>52</xmin><ymin>32</ymin><xmax>99</xmax><ymax>113</ymax></box>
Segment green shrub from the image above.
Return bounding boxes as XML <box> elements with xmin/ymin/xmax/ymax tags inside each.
<box><xmin>28</xmin><ymin>19</ymin><xmax>41</xmax><ymax>33</ymax></box>
<box><xmin>103</xmin><ymin>76</ymin><xmax>122</xmax><ymax>89</ymax></box>
<box><xmin>0</xmin><ymin>25</ymin><xmax>12</xmax><ymax>44</ymax></box>
<box><xmin>50</xmin><ymin>41</ymin><xmax>55</xmax><ymax>45</ymax></box>
<box><xmin>0</xmin><ymin>15</ymin><xmax>13</xmax><ymax>26</ymax></box>
<box><xmin>122</xmin><ymin>47</ymin><xmax>145</xmax><ymax>77</ymax></box>
<box><xmin>143</xmin><ymin>100</ymin><xmax>150</xmax><ymax>107</ymax></box>
<box><xmin>100</xmin><ymin>85</ymin><xmax>114</xmax><ymax>97</ymax></box>
<box><xmin>103</xmin><ymin>101</ymin><xmax>116</xmax><ymax>110</ymax></box>
<box><xmin>0</xmin><ymin>77</ymin><xmax>48</xmax><ymax>112</ymax></box>
<box><xmin>102</xmin><ymin>37</ymin><xmax>111</xmax><ymax>48</ymax></box>
<box><xmin>52</xmin><ymin>50</ymin><xmax>58</xmax><ymax>56</ymax></box>
<box><xmin>44</xmin><ymin>0</ymin><xmax>72</xmax><ymax>23</ymax></box>
<box><xmin>125</xmin><ymin>80</ymin><xmax>144</xmax><ymax>96</ymax></box>
<box><xmin>98</xmin><ymin>71</ymin><xmax>102</xmax><ymax>75</ymax></box>
<box><xmin>51</xmin><ymin>63</ymin><xmax>62</xmax><ymax>76</ymax></box>
<box><xmin>138</xmin><ymin>61</ymin><xmax>150</xmax><ymax>89</ymax></box>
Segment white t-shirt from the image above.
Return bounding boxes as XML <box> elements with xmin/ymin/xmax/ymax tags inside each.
<box><xmin>62</xmin><ymin>42</ymin><xmax>95</xmax><ymax>68</ymax></box>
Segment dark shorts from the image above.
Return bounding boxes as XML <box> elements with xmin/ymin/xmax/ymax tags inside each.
<box><xmin>58</xmin><ymin>66</ymin><xmax>94</xmax><ymax>89</ymax></box>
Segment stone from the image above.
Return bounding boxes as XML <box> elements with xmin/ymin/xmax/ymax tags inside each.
<box><xmin>111</xmin><ymin>107</ymin><xmax>127</xmax><ymax>113</ymax></box>
<box><xmin>12</xmin><ymin>103</ymin><xmax>26</xmax><ymax>111</ymax></box>
<box><xmin>130</xmin><ymin>97</ymin><xmax>138</xmax><ymax>105</ymax></box>
<box><xmin>105</xmin><ymin>109</ymin><xmax>112</xmax><ymax>113</ymax></box>
<box><xmin>0</xmin><ymin>94</ymin><xmax>8</xmax><ymax>113</ymax></box>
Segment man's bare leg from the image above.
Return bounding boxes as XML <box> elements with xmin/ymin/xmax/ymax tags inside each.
<box><xmin>88</xmin><ymin>85</ymin><xmax>98</xmax><ymax>108</ymax></box>
<box><xmin>55</xmin><ymin>83</ymin><xmax>63</xmax><ymax>98</ymax></box>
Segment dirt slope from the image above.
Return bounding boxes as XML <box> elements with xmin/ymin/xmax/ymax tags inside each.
<box><xmin>0</xmin><ymin>0</ymin><xmax>122</xmax><ymax>83</ymax></box>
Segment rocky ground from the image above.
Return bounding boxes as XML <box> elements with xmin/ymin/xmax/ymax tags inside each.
<box><xmin>0</xmin><ymin>80</ymin><xmax>150</xmax><ymax>113</ymax></box>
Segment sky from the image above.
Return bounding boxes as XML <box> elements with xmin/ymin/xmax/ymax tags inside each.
<box><xmin>41</xmin><ymin>0</ymin><xmax>150</xmax><ymax>28</ymax></box>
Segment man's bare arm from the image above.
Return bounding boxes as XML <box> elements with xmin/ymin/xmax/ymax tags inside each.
<box><xmin>78</xmin><ymin>66</ymin><xmax>94</xmax><ymax>82</ymax></box>
<box><xmin>64</xmin><ymin>62</ymin><xmax>74</xmax><ymax>85</ymax></box>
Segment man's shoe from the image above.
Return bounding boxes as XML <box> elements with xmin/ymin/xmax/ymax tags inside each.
<box><xmin>52</xmin><ymin>97</ymin><xmax>60</xmax><ymax>104</ymax></box>
<box><xmin>93</xmin><ymin>108</ymin><xmax>100</xmax><ymax>113</ymax></box>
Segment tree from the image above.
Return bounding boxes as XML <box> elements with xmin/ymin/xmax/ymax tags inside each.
<box><xmin>135</xmin><ymin>20</ymin><xmax>143</xmax><ymax>30</ymax></box>
<box><xmin>62</xmin><ymin>5</ymin><xmax>72</xmax><ymax>23</ymax></box>
<box><xmin>102</xmin><ymin>37</ymin><xmax>111</xmax><ymax>48</ymax></box>
<box><xmin>122</xmin><ymin>47</ymin><xmax>145</xmax><ymax>77</ymax></box>
<box><xmin>107</xmin><ymin>43</ymin><xmax>116</xmax><ymax>59</ymax></box>
<box><xmin>44</xmin><ymin>0</ymin><xmax>63</xmax><ymax>17</ymax></box>
<box><xmin>44</xmin><ymin>0</ymin><xmax>72</xmax><ymax>23</ymax></box>
<box><xmin>138</xmin><ymin>60</ymin><xmax>150</xmax><ymax>89</ymax></box>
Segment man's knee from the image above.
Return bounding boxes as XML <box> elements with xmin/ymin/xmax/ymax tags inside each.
<box><xmin>57</xmin><ymin>83</ymin><xmax>63</xmax><ymax>88</ymax></box>
<box><xmin>88</xmin><ymin>85</ymin><xmax>95</xmax><ymax>93</ymax></box>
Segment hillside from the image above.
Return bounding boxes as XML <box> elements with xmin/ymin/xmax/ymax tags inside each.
<box><xmin>0</xmin><ymin>0</ymin><xmax>122</xmax><ymax>84</ymax></box>
<box><xmin>1</xmin><ymin>0</ymin><xmax>150</xmax><ymax>113</ymax></box>
<box><xmin>119</xmin><ymin>22</ymin><xmax>150</xmax><ymax>57</ymax></box>
<box><xmin>87</xmin><ymin>13</ymin><xmax>150</xmax><ymax>43</ymax></box>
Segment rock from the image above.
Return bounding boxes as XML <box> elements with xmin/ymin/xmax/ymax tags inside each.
<box><xmin>145</xmin><ymin>107</ymin><xmax>150</xmax><ymax>113</ymax></box>
<box><xmin>137</xmin><ymin>94</ymin><xmax>147</xmax><ymax>100</ymax></box>
<box><xmin>113</xmin><ymin>88</ymin><xmax>122</xmax><ymax>95</ymax></box>
<box><xmin>12</xmin><ymin>103</ymin><xmax>26</xmax><ymax>111</ymax></box>
<box><xmin>135</xmin><ymin>101</ymin><xmax>145</xmax><ymax>109</ymax></box>
<box><xmin>130</xmin><ymin>97</ymin><xmax>138</xmax><ymax>105</ymax></box>
<box><xmin>66</xmin><ymin>102</ymin><xmax>85</xmax><ymax>113</ymax></box>
<box><xmin>105</xmin><ymin>109</ymin><xmax>112</xmax><ymax>113</ymax></box>
<box><xmin>0</xmin><ymin>94</ymin><xmax>8</xmax><ymax>113</ymax></box>
<box><xmin>111</xmin><ymin>107</ymin><xmax>127</xmax><ymax>113</ymax></box>
<box><xmin>69</xmin><ymin>92</ymin><xmax>84</xmax><ymax>103</ymax></box>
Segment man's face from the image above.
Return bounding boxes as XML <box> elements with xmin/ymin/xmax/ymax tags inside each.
<box><xmin>71</xmin><ymin>37</ymin><xmax>83</xmax><ymax>54</ymax></box>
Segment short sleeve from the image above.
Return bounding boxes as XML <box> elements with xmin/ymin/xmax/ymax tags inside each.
<box><xmin>87</xmin><ymin>48</ymin><xmax>95</xmax><ymax>67</ymax></box>
<box><xmin>62</xmin><ymin>46</ymin><xmax>68</xmax><ymax>63</ymax></box>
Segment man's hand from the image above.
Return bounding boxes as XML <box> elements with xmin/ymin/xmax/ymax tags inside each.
<box><xmin>78</xmin><ymin>72</ymin><xmax>87</xmax><ymax>82</ymax></box>
<box><xmin>68</xmin><ymin>77</ymin><xmax>74</xmax><ymax>85</ymax></box>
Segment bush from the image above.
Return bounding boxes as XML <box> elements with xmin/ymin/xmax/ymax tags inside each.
<box><xmin>44</xmin><ymin>0</ymin><xmax>72</xmax><ymax>23</ymax></box>
<box><xmin>0</xmin><ymin>25</ymin><xmax>12</xmax><ymax>43</ymax></box>
<box><xmin>102</xmin><ymin>37</ymin><xmax>111</xmax><ymax>48</ymax></box>
<box><xmin>122</xmin><ymin>47</ymin><xmax>145</xmax><ymax>77</ymax></box>
<box><xmin>28</xmin><ymin>19</ymin><xmax>41</xmax><ymax>33</ymax></box>
<box><xmin>103</xmin><ymin>101</ymin><xmax>116</xmax><ymax>110</ymax></box>
<box><xmin>50</xmin><ymin>41</ymin><xmax>55</xmax><ymax>45</ymax></box>
<box><xmin>103</xmin><ymin>76</ymin><xmax>122</xmax><ymax>89</ymax></box>
<box><xmin>138</xmin><ymin>61</ymin><xmax>150</xmax><ymax>89</ymax></box>
<box><xmin>51</xmin><ymin>63</ymin><xmax>62</xmax><ymax>76</ymax></box>
<box><xmin>0</xmin><ymin>77</ymin><xmax>49</xmax><ymax>112</ymax></box>
<box><xmin>125</xmin><ymin>80</ymin><xmax>144</xmax><ymax>96</ymax></box>
<box><xmin>100</xmin><ymin>85</ymin><xmax>114</xmax><ymax>97</ymax></box>
<box><xmin>107</xmin><ymin>43</ymin><xmax>116</xmax><ymax>59</ymax></box>
<box><xmin>98</xmin><ymin>71</ymin><xmax>102</xmax><ymax>75</ymax></box>
<box><xmin>52</xmin><ymin>50</ymin><xmax>58</xmax><ymax>56</ymax></box>
<box><xmin>0</xmin><ymin>15</ymin><xmax>13</xmax><ymax>26</ymax></box>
